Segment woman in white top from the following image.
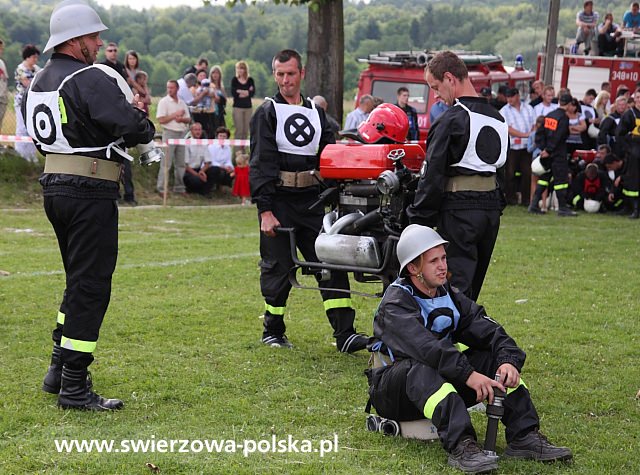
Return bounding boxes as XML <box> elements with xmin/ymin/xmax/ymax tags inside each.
<box><xmin>124</xmin><ymin>50</ymin><xmax>145</xmax><ymax>96</ymax></box>
<box><xmin>209</xmin><ymin>65</ymin><xmax>227</xmax><ymax>129</ymax></box>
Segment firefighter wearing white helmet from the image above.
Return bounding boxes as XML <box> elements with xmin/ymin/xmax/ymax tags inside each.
<box><xmin>366</xmin><ymin>224</ymin><xmax>572</xmax><ymax>473</ymax></box>
<box><xmin>24</xmin><ymin>0</ymin><xmax>156</xmax><ymax>411</ymax></box>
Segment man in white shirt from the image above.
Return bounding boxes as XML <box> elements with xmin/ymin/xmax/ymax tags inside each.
<box><xmin>206</xmin><ymin>126</ymin><xmax>235</xmax><ymax>188</ymax></box>
<box><xmin>500</xmin><ymin>88</ymin><xmax>536</xmax><ymax>205</ymax></box>
<box><xmin>177</xmin><ymin>73</ymin><xmax>208</xmax><ymax>107</ymax></box>
<box><xmin>184</xmin><ymin>122</ymin><xmax>216</xmax><ymax>195</ymax></box>
<box><xmin>344</xmin><ymin>94</ymin><xmax>374</xmax><ymax>130</ymax></box>
<box><xmin>156</xmin><ymin>80</ymin><xmax>191</xmax><ymax>194</ymax></box>
<box><xmin>533</xmin><ymin>86</ymin><xmax>558</xmax><ymax>118</ymax></box>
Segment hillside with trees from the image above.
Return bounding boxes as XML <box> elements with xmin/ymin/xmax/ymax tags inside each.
<box><xmin>0</xmin><ymin>0</ymin><xmax>634</xmax><ymax>99</ymax></box>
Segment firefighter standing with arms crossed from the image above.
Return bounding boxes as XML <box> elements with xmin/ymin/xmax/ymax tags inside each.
<box><xmin>249</xmin><ymin>49</ymin><xmax>368</xmax><ymax>352</ymax></box>
<box><xmin>24</xmin><ymin>0</ymin><xmax>156</xmax><ymax>410</ymax></box>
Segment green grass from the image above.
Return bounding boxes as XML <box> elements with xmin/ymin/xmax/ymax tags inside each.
<box><xmin>1</xmin><ymin>204</ymin><xmax>639</xmax><ymax>474</ymax></box>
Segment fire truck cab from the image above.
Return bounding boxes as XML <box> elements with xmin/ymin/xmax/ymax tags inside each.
<box><xmin>356</xmin><ymin>50</ymin><xmax>536</xmax><ymax>141</ymax></box>
<box><xmin>537</xmin><ymin>51</ymin><xmax>640</xmax><ymax>99</ymax></box>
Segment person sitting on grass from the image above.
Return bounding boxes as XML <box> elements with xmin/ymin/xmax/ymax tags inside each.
<box><xmin>184</xmin><ymin>122</ymin><xmax>216</xmax><ymax>196</ymax></box>
<box><xmin>366</xmin><ymin>225</ymin><xmax>573</xmax><ymax>474</ymax></box>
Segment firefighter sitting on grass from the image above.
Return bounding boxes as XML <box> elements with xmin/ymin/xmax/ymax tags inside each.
<box><xmin>365</xmin><ymin>225</ymin><xmax>572</xmax><ymax>474</ymax></box>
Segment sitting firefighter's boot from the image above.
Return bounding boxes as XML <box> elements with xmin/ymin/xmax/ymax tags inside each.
<box><xmin>448</xmin><ymin>437</ymin><xmax>499</xmax><ymax>473</ymax></box>
<box><xmin>505</xmin><ymin>429</ymin><xmax>572</xmax><ymax>462</ymax></box>
<box><xmin>58</xmin><ymin>365</ymin><xmax>123</xmax><ymax>411</ymax></box>
<box><xmin>629</xmin><ymin>199</ymin><xmax>639</xmax><ymax>219</ymax></box>
<box><xmin>42</xmin><ymin>343</ymin><xmax>62</xmax><ymax>394</ymax></box>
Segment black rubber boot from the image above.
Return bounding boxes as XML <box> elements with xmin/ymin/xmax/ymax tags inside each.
<box><xmin>42</xmin><ymin>344</ymin><xmax>62</xmax><ymax>394</ymax></box>
<box><xmin>629</xmin><ymin>199</ymin><xmax>639</xmax><ymax>219</ymax></box>
<box><xmin>328</xmin><ymin>310</ymin><xmax>369</xmax><ymax>353</ymax></box>
<box><xmin>556</xmin><ymin>190</ymin><xmax>577</xmax><ymax>217</ymax></box>
<box><xmin>58</xmin><ymin>365</ymin><xmax>123</xmax><ymax>411</ymax></box>
<box><xmin>528</xmin><ymin>185</ymin><xmax>546</xmax><ymax>214</ymax></box>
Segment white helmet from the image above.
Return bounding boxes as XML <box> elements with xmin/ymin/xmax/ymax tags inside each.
<box><xmin>44</xmin><ymin>0</ymin><xmax>108</xmax><ymax>54</ymax></box>
<box><xmin>583</xmin><ymin>199</ymin><xmax>601</xmax><ymax>213</ymax></box>
<box><xmin>531</xmin><ymin>155</ymin><xmax>549</xmax><ymax>176</ymax></box>
<box><xmin>397</xmin><ymin>225</ymin><xmax>448</xmax><ymax>275</ymax></box>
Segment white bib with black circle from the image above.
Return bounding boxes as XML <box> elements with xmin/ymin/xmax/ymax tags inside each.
<box><xmin>451</xmin><ymin>99</ymin><xmax>508</xmax><ymax>172</ymax></box>
<box><xmin>25</xmin><ymin>64</ymin><xmax>135</xmax><ymax>161</ymax></box>
<box><xmin>267</xmin><ymin>97</ymin><xmax>321</xmax><ymax>156</ymax></box>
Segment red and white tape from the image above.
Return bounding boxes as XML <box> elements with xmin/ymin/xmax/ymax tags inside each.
<box><xmin>165</xmin><ymin>138</ymin><xmax>250</xmax><ymax>146</ymax></box>
<box><xmin>0</xmin><ymin>135</ymin><xmax>37</xmax><ymax>143</ymax></box>
<box><xmin>0</xmin><ymin>136</ymin><xmax>250</xmax><ymax>146</ymax></box>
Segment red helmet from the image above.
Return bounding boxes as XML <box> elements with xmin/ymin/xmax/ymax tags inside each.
<box><xmin>357</xmin><ymin>103</ymin><xmax>409</xmax><ymax>144</ymax></box>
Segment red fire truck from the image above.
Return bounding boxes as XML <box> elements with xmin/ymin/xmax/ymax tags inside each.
<box><xmin>537</xmin><ymin>51</ymin><xmax>640</xmax><ymax>99</ymax></box>
<box><xmin>355</xmin><ymin>50</ymin><xmax>536</xmax><ymax>140</ymax></box>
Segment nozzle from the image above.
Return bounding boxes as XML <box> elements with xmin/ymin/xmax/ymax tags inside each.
<box><xmin>137</xmin><ymin>141</ymin><xmax>164</xmax><ymax>166</ymax></box>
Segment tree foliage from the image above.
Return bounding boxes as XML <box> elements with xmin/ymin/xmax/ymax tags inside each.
<box><xmin>0</xmin><ymin>0</ymin><xmax>636</xmax><ymax>101</ymax></box>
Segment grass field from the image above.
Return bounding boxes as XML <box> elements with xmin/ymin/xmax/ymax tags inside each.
<box><xmin>1</xmin><ymin>202</ymin><xmax>639</xmax><ymax>474</ymax></box>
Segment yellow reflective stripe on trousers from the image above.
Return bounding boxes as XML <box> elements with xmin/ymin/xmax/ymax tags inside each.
<box><xmin>538</xmin><ymin>179</ymin><xmax>549</xmax><ymax>187</ymax></box>
<box><xmin>572</xmin><ymin>194</ymin><xmax>581</xmax><ymax>206</ymax></box>
<box><xmin>57</xmin><ymin>311</ymin><xmax>65</xmax><ymax>325</ymax></box>
<box><xmin>323</xmin><ymin>298</ymin><xmax>353</xmax><ymax>311</ymax></box>
<box><xmin>622</xmin><ymin>188</ymin><xmax>640</xmax><ymax>197</ymax></box>
<box><xmin>265</xmin><ymin>303</ymin><xmax>285</xmax><ymax>316</ymax></box>
<box><xmin>61</xmin><ymin>336</ymin><xmax>96</xmax><ymax>353</ymax></box>
<box><xmin>423</xmin><ymin>382</ymin><xmax>456</xmax><ymax>419</ymax></box>
<box><xmin>553</xmin><ymin>183</ymin><xmax>569</xmax><ymax>190</ymax></box>
<box><xmin>454</xmin><ymin>342</ymin><xmax>469</xmax><ymax>352</ymax></box>
<box><xmin>58</xmin><ymin>96</ymin><xmax>68</xmax><ymax>124</ymax></box>
<box><xmin>506</xmin><ymin>378</ymin><xmax>528</xmax><ymax>395</ymax></box>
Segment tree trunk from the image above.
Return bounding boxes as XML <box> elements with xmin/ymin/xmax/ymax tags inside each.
<box><xmin>305</xmin><ymin>0</ymin><xmax>344</xmax><ymax>124</ymax></box>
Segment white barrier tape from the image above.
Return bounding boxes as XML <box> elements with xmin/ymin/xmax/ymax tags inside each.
<box><xmin>165</xmin><ymin>138</ymin><xmax>250</xmax><ymax>146</ymax></box>
<box><xmin>0</xmin><ymin>135</ymin><xmax>36</xmax><ymax>143</ymax></box>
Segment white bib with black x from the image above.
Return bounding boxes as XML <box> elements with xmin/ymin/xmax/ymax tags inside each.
<box><xmin>267</xmin><ymin>97</ymin><xmax>321</xmax><ymax>156</ymax></box>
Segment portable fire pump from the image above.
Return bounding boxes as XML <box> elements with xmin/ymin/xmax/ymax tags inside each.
<box><xmin>277</xmin><ymin>104</ymin><xmax>424</xmax><ymax>297</ymax></box>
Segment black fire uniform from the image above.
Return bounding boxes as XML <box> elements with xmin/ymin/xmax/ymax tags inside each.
<box><xmin>571</xmin><ymin>168</ymin><xmax>608</xmax><ymax>210</ymax></box>
<box><xmin>597</xmin><ymin>110</ymin><xmax>624</xmax><ymax>159</ymax></box>
<box><xmin>366</xmin><ymin>278</ymin><xmax>539</xmax><ymax>452</ymax></box>
<box><xmin>531</xmin><ymin>108</ymin><xmax>571</xmax><ymax>212</ymax></box>
<box><xmin>616</xmin><ymin>106</ymin><xmax>640</xmax><ymax>217</ymax></box>
<box><xmin>249</xmin><ymin>92</ymin><xmax>361</xmax><ymax>350</ymax></box>
<box><xmin>599</xmin><ymin>164</ymin><xmax>625</xmax><ymax>211</ymax></box>
<box><xmin>407</xmin><ymin>97</ymin><xmax>508</xmax><ymax>302</ymax></box>
<box><xmin>100</xmin><ymin>58</ymin><xmax>136</xmax><ymax>203</ymax></box>
<box><xmin>23</xmin><ymin>53</ymin><xmax>155</xmax><ymax>372</ymax></box>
